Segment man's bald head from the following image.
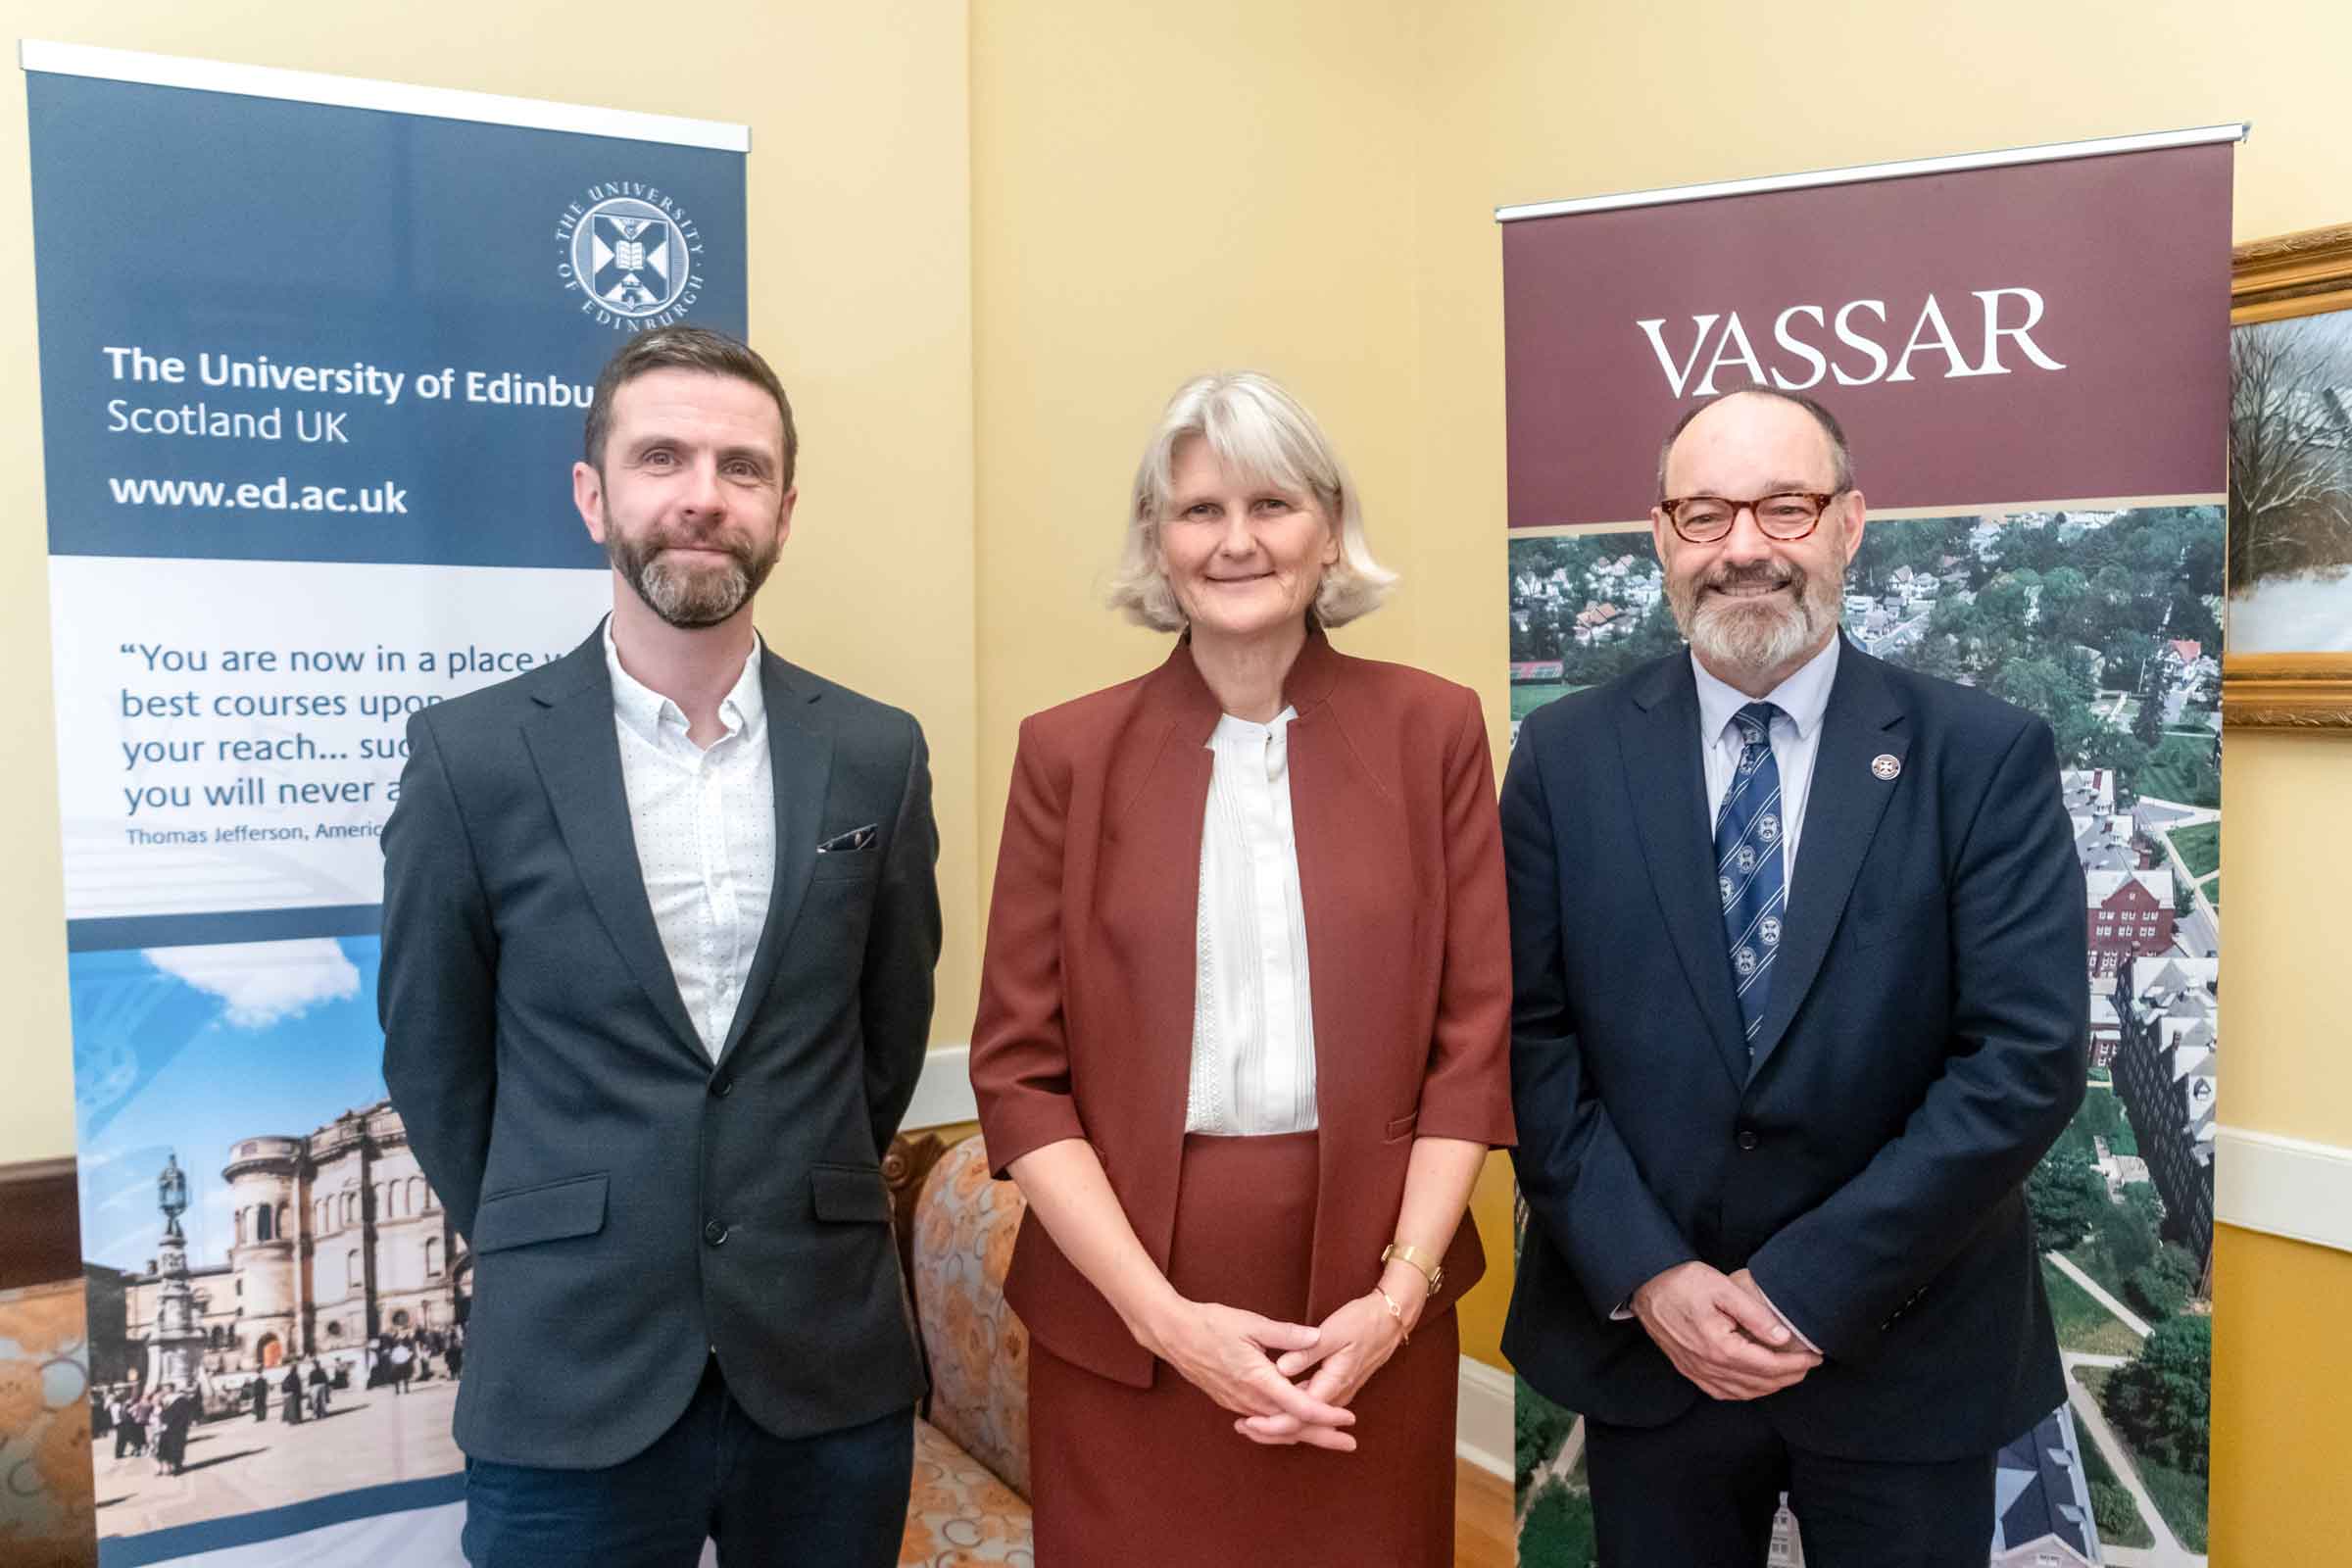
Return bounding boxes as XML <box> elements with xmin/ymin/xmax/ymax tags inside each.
<box><xmin>1656</xmin><ymin>388</ymin><xmax>1854</xmax><ymax>501</ymax></box>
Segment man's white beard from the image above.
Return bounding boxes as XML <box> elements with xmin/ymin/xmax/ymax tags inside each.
<box><xmin>1672</xmin><ymin>564</ymin><xmax>1841</xmax><ymax>680</ymax></box>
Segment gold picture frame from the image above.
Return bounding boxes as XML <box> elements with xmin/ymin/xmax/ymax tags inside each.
<box><xmin>2224</xmin><ymin>222</ymin><xmax>2352</xmax><ymax>728</ymax></box>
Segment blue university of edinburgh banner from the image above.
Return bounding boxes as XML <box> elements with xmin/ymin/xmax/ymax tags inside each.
<box><xmin>24</xmin><ymin>42</ymin><xmax>745</xmax><ymax>1565</ymax></box>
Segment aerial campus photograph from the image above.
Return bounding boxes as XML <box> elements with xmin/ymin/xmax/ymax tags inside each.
<box><xmin>1508</xmin><ymin>506</ymin><xmax>2226</xmax><ymax>1568</ymax></box>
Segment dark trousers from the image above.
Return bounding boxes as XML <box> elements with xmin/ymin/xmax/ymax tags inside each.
<box><xmin>1586</xmin><ymin>1398</ymin><xmax>1996</xmax><ymax>1568</ymax></box>
<box><xmin>460</xmin><ymin>1358</ymin><xmax>914</xmax><ymax>1568</ymax></box>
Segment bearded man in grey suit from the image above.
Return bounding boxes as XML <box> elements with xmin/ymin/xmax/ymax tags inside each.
<box><xmin>381</xmin><ymin>325</ymin><xmax>941</xmax><ymax>1568</ymax></box>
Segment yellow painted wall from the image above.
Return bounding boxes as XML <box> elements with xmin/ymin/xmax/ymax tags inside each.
<box><xmin>2209</xmin><ymin>1224</ymin><xmax>2352</xmax><ymax>1548</ymax></box>
<box><xmin>0</xmin><ymin>4</ymin><xmax>978</xmax><ymax>1166</ymax></box>
<box><xmin>2213</xmin><ymin>740</ymin><xmax>2340</xmax><ymax>1568</ymax></box>
<box><xmin>2219</xmin><ymin>734</ymin><xmax>2352</xmax><ymax>1140</ymax></box>
<box><xmin>970</xmin><ymin>0</ymin><xmax>1425</xmax><ymax>822</ymax></box>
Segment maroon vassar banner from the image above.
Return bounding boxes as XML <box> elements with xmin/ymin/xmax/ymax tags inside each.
<box><xmin>1502</xmin><ymin>141</ymin><xmax>2231</xmax><ymax>527</ymax></box>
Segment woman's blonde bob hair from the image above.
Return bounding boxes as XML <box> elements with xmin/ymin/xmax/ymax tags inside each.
<box><xmin>1107</xmin><ymin>370</ymin><xmax>1397</xmax><ymax>632</ymax></box>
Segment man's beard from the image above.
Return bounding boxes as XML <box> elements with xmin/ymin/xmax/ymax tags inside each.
<box><xmin>606</xmin><ymin>521</ymin><xmax>780</xmax><ymax>629</ymax></box>
<box><xmin>1667</xmin><ymin>557</ymin><xmax>1842</xmax><ymax>678</ymax></box>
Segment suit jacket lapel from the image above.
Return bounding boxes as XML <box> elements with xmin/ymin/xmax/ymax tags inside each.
<box><xmin>1744</xmin><ymin>640</ymin><xmax>1909</xmax><ymax>1076</ymax></box>
<box><xmin>1618</xmin><ymin>657</ymin><xmax>1749</xmax><ymax>1089</ymax></box>
<box><xmin>1114</xmin><ymin>648</ymin><xmax>1220</xmax><ymax>1167</ymax></box>
<box><xmin>521</xmin><ymin>631</ymin><xmax>706</xmax><ymax>1065</ymax></box>
<box><xmin>1276</xmin><ymin>633</ymin><xmax>1372</xmax><ymax>1283</ymax></box>
<box><xmin>1278</xmin><ymin>632</ymin><xmax>1345</xmax><ymax>1120</ymax></box>
<box><xmin>714</xmin><ymin>653</ymin><xmax>832</xmax><ymax>1067</ymax></box>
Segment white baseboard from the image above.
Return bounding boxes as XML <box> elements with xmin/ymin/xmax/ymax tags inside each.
<box><xmin>2215</xmin><ymin>1124</ymin><xmax>2352</xmax><ymax>1256</ymax></box>
<box><xmin>1456</xmin><ymin>1355</ymin><xmax>1512</xmax><ymax>1479</ymax></box>
<box><xmin>904</xmin><ymin>1042</ymin><xmax>977</xmax><ymax>1132</ymax></box>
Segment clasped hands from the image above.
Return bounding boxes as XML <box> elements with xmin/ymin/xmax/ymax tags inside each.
<box><xmin>1631</xmin><ymin>1261</ymin><xmax>1821</xmax><ymax>1401</ymax></box>
<box><xmin>1139</xmin><ymin>1287</ymin><xmax>1416</xmax><ymax>1453</ymax></box>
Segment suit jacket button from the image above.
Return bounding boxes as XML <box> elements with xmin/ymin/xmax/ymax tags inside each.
<box><xmin>1736</xmin><ymin>1128</ymin><xmax>1760</xmax><ymax>1152</ymax></box>
<box><xmin>704</xmin><ymin>1219</ymin><xmax>729</xmax><ymax>1247</ymax></box>
<box><xmin>710</xmin><ymin>1074</ymin><xmax>733</xmax><ymax>1099</ymax></box>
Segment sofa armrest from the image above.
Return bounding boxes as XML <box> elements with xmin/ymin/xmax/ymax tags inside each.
<box><xmin>885</xmin><ymin>1131</ymin><xmax>951</xmax><ymax>1310</ymax></box>
<box><xmin>906</xmin><ymin>1133</ymin><xmax>1032</xmax><ymax>1501</ymax></box>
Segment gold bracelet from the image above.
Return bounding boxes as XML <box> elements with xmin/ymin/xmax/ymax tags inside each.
<box><xmin>1382</xmin><ymin>1241</ymin><xmax>1443</xmax><ymax>1298</ymax></box>
<box><xmin>1375</xmin><ymin>1286</ymin><xmax>1410</xmax><ymax>1345</ymax></box>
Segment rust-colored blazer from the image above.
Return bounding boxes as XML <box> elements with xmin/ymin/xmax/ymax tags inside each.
<box><xmin>969</xmin><ymin>630</ymin><xmax>1516</xmax><ymax>1388</ymax></box>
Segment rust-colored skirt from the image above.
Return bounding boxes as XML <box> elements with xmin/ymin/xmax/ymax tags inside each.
<box><xmin>1029</xmin><ymin>1131</ymin><xmax>1458</xmax><ymax>1566</ymax></box>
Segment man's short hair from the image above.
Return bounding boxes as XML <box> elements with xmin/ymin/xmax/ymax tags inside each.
<box><xmin>582</xmin><ymin>325</ymin><xmax>798</xmax><ymax>488</ymax></box>
<box><xmin>1655</xmin><ymin>387</ymin><xmax>1855</xmax><ymax>499</ymax></box>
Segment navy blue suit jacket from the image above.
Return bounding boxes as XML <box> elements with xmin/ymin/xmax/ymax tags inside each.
<box><xmin>1501</xmin><ymin>639</ymin><xmax>2086</xmax><ymax>1461</ymax></box>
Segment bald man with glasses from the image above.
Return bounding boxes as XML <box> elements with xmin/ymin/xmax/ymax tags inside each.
<box><xmin>1503</xmin><ymin>388</ymin><xmax>2088</xmax><ymax>1567</ymax></box>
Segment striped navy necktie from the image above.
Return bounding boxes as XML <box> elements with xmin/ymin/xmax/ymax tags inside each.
<box><xmin>1714</xmin><ymin>701</ymin><xmax>1788</xmax><ymax>1054</ymax></box>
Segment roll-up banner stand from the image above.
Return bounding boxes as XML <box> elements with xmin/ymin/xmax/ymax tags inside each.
<box><xmin>24</xmin><ymin>42</ymin><xmax>746</xmax><ymax>1566</ymax></box>
<box><xmin>1503</xmin><ymin>126</ymin><xmax>2239</xmax><ymax>1566</ymax></box>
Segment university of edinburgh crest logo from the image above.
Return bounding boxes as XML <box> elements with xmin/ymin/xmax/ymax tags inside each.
<box><xmin>557</xmin><ymin>184</ymin><xmax>706</xmax><ymax>332</ymax></box>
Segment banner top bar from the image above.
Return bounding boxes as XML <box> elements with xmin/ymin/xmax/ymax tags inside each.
<box><xmin>1494</xmin><ymin>122</ymin><xmax>2247</xmax><ymax>223</ymax></box>
<box><xmin>20</xmin><ymin>39</ymin><xmax>752</xmax><ymax>153</ymax></box>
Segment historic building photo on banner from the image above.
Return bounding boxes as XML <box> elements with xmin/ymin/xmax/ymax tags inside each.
<box><xmin>1501</xmin><ymin>130</ymin><xmax>2235</xmax><ymax>1568</ymax></box>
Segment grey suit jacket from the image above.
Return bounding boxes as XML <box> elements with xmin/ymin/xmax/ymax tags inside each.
<box><xmin>379</xmin><ymin>623</ymin><xmax>941</xmax><ymax>1467</ymax></box>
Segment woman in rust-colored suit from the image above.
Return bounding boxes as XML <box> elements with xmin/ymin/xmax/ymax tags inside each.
<box><xmin>969</xmin><ymin>370</ymin><xmax>1514</xmax><ymax>1564</ymax></box>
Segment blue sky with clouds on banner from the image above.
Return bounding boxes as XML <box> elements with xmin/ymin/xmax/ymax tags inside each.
<box><xmin>73</xmin><ymin>936</ymin><xmax>387</xmax><ymax>1275</ymax></box>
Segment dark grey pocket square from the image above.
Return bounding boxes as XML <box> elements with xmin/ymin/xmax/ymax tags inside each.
<box><xmin>816</xmin><ymin>824</ymin><xmax>880</xmax><ymax>854</ymax></box>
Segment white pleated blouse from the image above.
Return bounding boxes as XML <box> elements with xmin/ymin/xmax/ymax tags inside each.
<box><xmin>1184</xmin><ymin>707</ymin><xmax>1320</xmax><ymax>1136</ymax></box>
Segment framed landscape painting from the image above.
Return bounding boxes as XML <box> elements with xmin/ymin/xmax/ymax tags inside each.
<box><xmin>2225</xmin><ymin>221</ymin><xmax>2352</xmax><ymax>726</ymax></box>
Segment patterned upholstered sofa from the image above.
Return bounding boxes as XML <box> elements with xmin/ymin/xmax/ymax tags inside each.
<box><xmin>0</xmin><ymin>1279</ymin><xmax>97</xmax><ymax>1568</ymax></box>
<box><xmin>887</xmin><ymin>1131</ymin><xmax>1035</xmax><ymax>1567</ymax></box>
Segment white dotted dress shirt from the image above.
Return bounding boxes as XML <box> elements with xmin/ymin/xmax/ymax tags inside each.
<box><xmin>1185</xmin><ymin>707</ymin><xmax>1319</xmax><ymax>1136</ymax></box>
<box><xmin>606</xmin><ymin>625</ymin><xmax>776</xmax><ymax>1060</ymax></box>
